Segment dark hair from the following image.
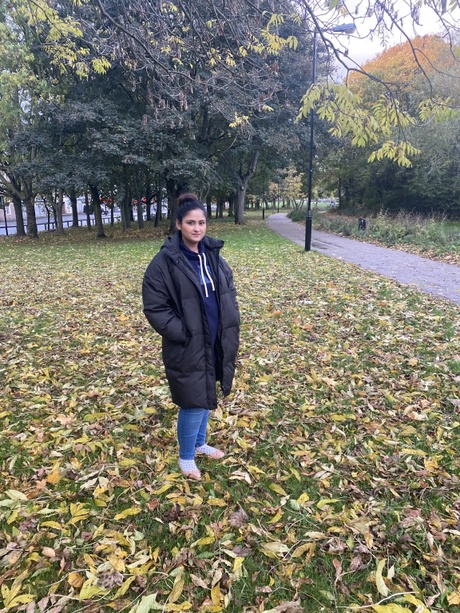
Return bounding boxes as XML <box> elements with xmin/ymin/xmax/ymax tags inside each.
<box><xmin>176</xmin><ymin>192</ymin><xmax>206</xmax><ymax>223</ymax></box>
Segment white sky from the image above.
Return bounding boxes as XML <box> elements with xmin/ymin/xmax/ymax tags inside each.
<box><xmin>335</xmin><ymin>4</ymin><xmax>454</xmax><ymax>69</ymax></box>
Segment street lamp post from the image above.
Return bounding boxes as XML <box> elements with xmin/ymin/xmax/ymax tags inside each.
<box><xmin>305</xmin><ymin>23</ymin><xmax>356</xmax><ymax>252</ymax></box>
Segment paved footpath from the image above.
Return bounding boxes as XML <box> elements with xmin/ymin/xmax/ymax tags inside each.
<box><xmin>267</xmin><ymin>213</ymin><xmax>460</xmax><ymax>306</ymax></box>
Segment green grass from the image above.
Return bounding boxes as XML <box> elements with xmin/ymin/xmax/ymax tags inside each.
<box><xmin>1</xmin><ymin>219</ymin><xmax>460</xmax><ymax>612</ymax></box>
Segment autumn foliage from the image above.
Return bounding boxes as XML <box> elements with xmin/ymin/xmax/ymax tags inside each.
<box><xmin>349</xmin><ymin>35</ymin><xmax>460</xmax><ymax>106</ymax></box>
<box><xmin>1</xmin><ymin>219</ymin><xmax>460</xmax><ymax>612</ymax></box>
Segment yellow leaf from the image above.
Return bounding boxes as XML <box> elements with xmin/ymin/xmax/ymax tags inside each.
<box><xmin>114</xmin><ymin>507</ymin><xmax>141</xmax><ymax>520</ymax></box>
<box><xmin>83</xmin><ymin>553</ymin><xmax>97</xmax><ymax>572</ymax></box>
<box><xmin>261</xmin><ymin>542</ymin><xmax>289</xmax><ymax>558</ymax></box>
<box><xmin>448</xmin><ymin>590</ymin><xmax>460</xmax><ymax>605</ymax></box>
<box><xmin>78</xmin><ymin>579</ymin><xmax>105</xmax><ymax>600</ymax></box>
<box><xmin>5</xmin><ymin>594</ymin><xmax>34</xmax><ymax>610</ymax></box>
<box><xmin>192</xmin><ymin>535</ymin><xmax>215</xmax><ymax>547</ymax></box>
<box><xmin>268</xmin><ymin>510</ymin><xmax>283</xmax><ymax>524</ymax></box>
<box><xmin>233</xmin><ymin>557</ymin><xmax>245</xmax><ymax>572</ymax></box>
<box><xmin>296</xmin><ymin>492</ymin><xmax>310</xmax><ymax>505</ymax></box>
<box><xmin>375</xmin><ymin>559</ymin><xmax>389</xmax><ymax>597</ymax></box>
<box><xmin>68</xmin><ymin>572</ymin><xmax>85</xmax><ymax>588</ymax></box>
<box><xmin>211</xmin><ymin>583</ymin><xmax>222</xmax><ymax>606</ymax></box>
<box><xmin>6</xmin><ymin>509</ymin><xmax>19</xmax><ymax>525</ymax></box>
<box><xmin>134</xmin><ymin>593</ymin><xmax>163</xmax><ymax>612</ymax></box>
<box><xmin>113</xmin><ymin>575</ymin><xmax>137</xmax><ymax>599</ymax></box>
<box><xmin>304</xmin><ymin>531</ymin><xmax>327</xmax><ymax>540</ymax></box>
<box><xmin>5</xmin><ymin>490</ymin><xmax>28</xmax><ymax>502</ymax></box>
<box><xmin>269</xmin><ymin>483</ymin><xmax>288</xmax><ymax>496</ymax></box>
<box><xmin>119</xmin><ymin>458</ymin><xmax>137</xmax><ymax>467</ymax></box>
<box><xmin>400</xmin><ymin>448</ymin><xmax>426</xmax><ymax>456</ymax></box>
<box><xmin>1</xmin><ymin>584</ymin><xmax>9</xmax><ymax>602</ymax></box>
<box><xmin>153</xmin><ymin>484</ymin><xmax>174</xmax><ymax>495</ymax></box>
<box><xmin>168</xmin><ymin>577</ymin><xmax>184</xmax><ymax>603</ymax></box>
<box><xmin>41</xmin><ymin>521</ymin><xmax>63</xmax><ymax>530</ymax></box>
<box><xmin>330</xmin><ymin>413</ymin><xmax>349</xmax><ymax>421</ymax></box>
<box><xmin>208</xmin><ymin>498</ymin><xmax>227</xmax><ymax>507</ymax></box>
<box><xmin>365</xmin><ymin>531</ymin><xmax>374</xmax><ymax>548</ymax></box>
<box><xmin>108</xmin><ymin>553</ymin><xmax>126</xmax><ymax>572</ymax></box>
<box><xmin>291</xmin><ymin>542</ymin><xmax>315</xmax><ymax>559</ymax></box>
<box><xmin>424</xmin><ymin>457</ymin><xmax>439</xmax><ymax>471</ymax></box>
<box><xmin>69</xmin><ymin>502</ymin><xmax>90</xmax><ymax>525</ymax></box>
<box><xmin>46</xmin><ymin>464</ymin><xmax>62</xmax><ymax>484</ymax></box>
<box><xmin>403</xmin><ymin>594</ymin><xmax>429</xmax><ymax>612</ymax></box>
<box><xmin>317</xmin><ymin>498</ymin><xmax>339</xmax><ymax>509</ymax></box>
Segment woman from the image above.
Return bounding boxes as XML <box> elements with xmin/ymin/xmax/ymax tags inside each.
<box><xmin>142</xmin><ymin>193</ymin><xmax>240</xmax><ymax>480</ymax></box>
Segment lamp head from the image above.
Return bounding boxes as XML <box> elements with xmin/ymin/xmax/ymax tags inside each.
<box><xmin>331</xmin><ymin>23</ymin><xmax>356</xmax><ymax>34</ymax></box>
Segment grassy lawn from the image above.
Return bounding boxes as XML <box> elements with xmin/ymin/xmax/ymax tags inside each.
<box><xmin>1</xmin><ymin>218</ymin><xmax>459</xmax><ymax>612</ymax></box>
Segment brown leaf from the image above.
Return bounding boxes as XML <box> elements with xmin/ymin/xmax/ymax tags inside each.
<box><xmin>228</xmin><ymin>507</ymin><xmax>248</xmax><ymax>528</ymax></box>
<box><xmin>348</xmin><ymin>554</ymin><xmax>363</xmax><ymax>572</ymax></box>
<box><xmin>264</xmin><ymin>601</ymin><xmax>303</xmax><ymax>613</ymax></box>
<box><xmin>97</xmin><ymin>571</ymin><xmax>124</xmax><ymax>589</ymax></box>
<box><xmin>333</xmin><ymin>558</ymin><xmax>342</xmax><ymax>582</ymax></box>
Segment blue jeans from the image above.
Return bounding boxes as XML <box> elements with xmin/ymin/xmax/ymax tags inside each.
<box><xmin>177</xmin><ymin>408</ymin><xmax>210</xmax><ymax>460</ymax></box>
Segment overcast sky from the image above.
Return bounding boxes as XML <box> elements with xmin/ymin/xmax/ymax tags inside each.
<box><xmin>337</xmin><ymin>3</ymin><xmax>448</xmax><ymax>69</ymax></box>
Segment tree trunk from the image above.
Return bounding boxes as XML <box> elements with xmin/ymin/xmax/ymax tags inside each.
<box><xmin>110</xmin><ymin>189</ymin><xmax>115</xmax><ymax>226</ymax></box>
<box><xmin>12</xmin><ymin>194</ymin><xmax>25</xmax><ymax>236</ymax></box>
<box><xmin>145</xmin><ymin>175</ymin><xmax>152</xmax><ymax>222</ymax></box>
<box><xmin>84</xmin><ymin>191</ymin><xmax>92</xmax><ymax>229</ymax></box>
<box><xmin>206</xmin><ymin>194</ymin><xmax>212</xmax><ymax>219</ymax></box>
<box><xmin>24</xmin><ymin>180</ymin><xmax>38</xmax><ymax>239</ymax></box>
<box><xmin>120</xmin><ymin>167</ymin><xmax>130</xmax><ymax>231</ymax></box>
<box><xmin>89</xmin><ymin>184</ymin><xmax>106</xmax><ymax>238</ymax></box>
<box><xmin>155</xmin><ymin>177</ymin><xmax>163</xmax><ymax>227</ymax></box>
<box><xmin>167</xmin><ymin>178</ymin><xmax>177</xmax><ymax>235</ymax></box>
<box><xmin>217</xmin><ymin>197</ymin><xmax>225</xmax><ymax>218</ymax></box>
<box><xmin>54</xmin><ymin>189</ymin><xmax>65</xmax><ymax>234</ymax></box>
<box><xmin>235</xmin><ymin>187</ymin><xmax>246</xmax><ymax>225</ymax></box>
<box><xmin>227</xmin><ymin>194</ymin><xmax>235</xmax><ymax>218</ymax></box>
<box><xmin>134</xmin><ymin>172</ymin><xmax>144</xmax><ymax>229</ymax></box>
<box><xmin>68</xmin><ymin>188</ymin><xmax>79</xmax><ymax>227</ymax></box>
<box><xmin>235</xmin><ymin>151</ymin><xmax>259</xmax><ymax>225</ymax></box>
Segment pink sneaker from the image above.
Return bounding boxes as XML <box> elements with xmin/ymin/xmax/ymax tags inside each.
<box><xmin>178</xmin><ymin>459</ymin><xmax>201</xmax><ymax>480</ymax></box>
<box><xmin>195</xmin><ymin>444</ymin><xmax>225</xmax><ymax>460</ymax></box>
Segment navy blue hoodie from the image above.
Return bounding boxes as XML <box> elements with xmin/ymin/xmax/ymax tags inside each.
<box><xmin>180</xmin><ymin>239</ymin><xmax>219</xmax><ymax>355</ymax></box>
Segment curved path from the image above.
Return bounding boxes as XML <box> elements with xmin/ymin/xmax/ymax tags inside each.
<box><xmin>267</xmin><ymin>213</ymin><xmax>460</xmax><ymax>306</ymax></box>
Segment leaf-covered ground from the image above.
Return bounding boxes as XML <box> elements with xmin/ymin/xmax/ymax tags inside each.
<box><xmin>1</xmin><ymin>220</ymin><xmax>459</xmax><ymax>613</ymax></box>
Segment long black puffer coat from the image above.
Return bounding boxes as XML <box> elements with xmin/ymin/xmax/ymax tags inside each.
<box><xmin>142</xmin><ymin>231</ymin><xmax>240</xmax><ymax>410</ymax></box>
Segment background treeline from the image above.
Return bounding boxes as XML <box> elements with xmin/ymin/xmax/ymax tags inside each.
<box><xmin>0</xmin><ymin>0</ymin><xmax>318</xmax><ymax>238</ymax></box>
<box><xmin>1</xmin><ymin>1</ymin><xmax>460</xmax><ymax>240</ymax></box>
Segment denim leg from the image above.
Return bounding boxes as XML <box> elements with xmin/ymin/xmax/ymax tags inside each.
<box><xmin>177</xmin><ymin>408</ymin><xmax>207</xmax><ymax>460</ymax></box>
<box><xmin>195</xmin><ymin>410</ymin><xmax>210</xmax><ymax>448</ymax></box>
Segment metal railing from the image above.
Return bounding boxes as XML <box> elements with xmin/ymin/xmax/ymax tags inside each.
<box><xmin>0</xmin><ymin>215</ymin><xmax>122</xmax><ymax>237</ymax></box>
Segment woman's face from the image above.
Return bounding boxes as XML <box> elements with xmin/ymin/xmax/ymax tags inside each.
<box><xmin>177</xmin><ymin>208</ymin><xmax>207</xmax><ymax>252</ymax></box>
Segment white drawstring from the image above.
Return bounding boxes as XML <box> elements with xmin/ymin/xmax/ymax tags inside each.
<box><xmin>198</xmin><ymin>253</ymin><xmax>215</xmax><ymax>297</ymax></box>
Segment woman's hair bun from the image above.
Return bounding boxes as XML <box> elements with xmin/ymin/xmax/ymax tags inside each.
<box><xmin>176</xmin><ymin>192</ymin><xmax>206</xmax><ymax>222</ymax></box>
<box><xmin>177</xmin><ymin>192</ymin><xmax>199</xmax><ymax>206</ymax></box>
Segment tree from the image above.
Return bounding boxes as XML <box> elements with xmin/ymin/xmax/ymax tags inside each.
<box><xmin>324</xmin><ymin>35</ymin><xmax>460</xmax><ymax>216</ymax></box>
<box><xmin>295</xmin><ymin>0</ymin><xmax>460</xmax><ymax>167</ymax></box>
<box><xmin>0</xmin><ymin>0</ymin><xmax>103</xmax><ymax>238</ymax></box>
<box><xmin>60</xmin><ymin>0</ymin><xmax>314</xmax><ymax>223</ymax></box>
